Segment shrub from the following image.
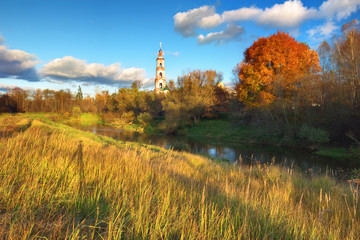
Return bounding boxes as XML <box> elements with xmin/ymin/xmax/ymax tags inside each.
<box><xmin>298</xmin><ymin>124</ymin><xmax>330</xmax><ymax>144</ymax></box>
<box><xmin>121</xmin><ymin>111</ymin><xmax>135</xmax><ymax>123</ymax></box>
<box><xmin>144</xmin><ymin>125</ymin><xmax>155</xmax><ymax>135</ymax></box>
<box><xmin>71</xmin><ymin>106</ymin><xmax>82</xmax><ymax>118</ymax></box>
<box><xmin>137</xmin><ymin>112</ymin><xmax>152</xmax><ymax>127</ymax></box>
<box><xmin>170</xmin><ymin>141</ymin><xmax>191</xmax><ymax>151</ymax></box>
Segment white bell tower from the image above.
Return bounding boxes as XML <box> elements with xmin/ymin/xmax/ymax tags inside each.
<box><xmin>155</xmin><ymin>42</ymin><xmax>166</xmax><ymax>93</ymax></box>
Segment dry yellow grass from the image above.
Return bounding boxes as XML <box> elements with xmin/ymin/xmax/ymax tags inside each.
<box><xmin>0</xmin><ymin>114</ymin><xmax>359</xmax><ymax>239</ymax></box>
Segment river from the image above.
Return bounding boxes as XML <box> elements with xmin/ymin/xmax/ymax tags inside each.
<box><xmin>71</xmin><ymin>123</ymin><xmax>354</xmax><ymax>174</ymax></box>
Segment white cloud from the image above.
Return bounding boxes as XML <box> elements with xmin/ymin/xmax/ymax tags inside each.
<box><xmin>257</xmin><ymin>0</ymin><xmax>317</xmax><ymax>28</ymax></box>
<box><xmin>0</xmin><ymin>44</ymin><xmax>39</xmax><ymax>81</ymax></box>
<box><xmin>174</xmin><ymin>5</ymin><xmax>219</xmax><ymax>37</ymax></box>
<box><xmin>307</xmin><ymin>21</ymin><xmax>339</xmax><ymax>40</ymax></box>
<box><xmin>40</xmin><ymin>56</ymin><xmax>146</xmax><ymax>87</ymax></box>
<box><xmin>197</xmin><ymin>24</ymin><xmax>245</xmax><ymax>45</ymax></box>
<box><xmin>198</xmin><ymin>13</ymin><xmax>223</xmax><ymax>28</ymax></box>
<box><xmin>0</xmin><ymin>83</ymin><xmax>38</xmax><ymax>92</ymax></box>
<box><xmin>222</xmin><ymin>7</ymin><xmax>262</xmax><ymax>22</ymax></box>
<box><xmin>140</xmin><ymin>77</ymin><xmax>155</xmax><ymax>88</ymax></box>
<box><xmin>173</xmin><ymin>0</ymin><xmax>360</xmax><ymax>44</ymax></box>
<box><xmin>319</xmin><ymin>0</ymin><xmax>360</xmax><ymax>21</ymax></box>
<box><xmin>174</xmin><ymin>1</ymin><xmax>317</xmax><ymax>45</ymax></box>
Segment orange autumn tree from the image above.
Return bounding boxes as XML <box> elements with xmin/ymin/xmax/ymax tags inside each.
<box><xmin>235</xmin><ymin>31</ymin><xmax>321</xmax><ymax>106</ymax></box>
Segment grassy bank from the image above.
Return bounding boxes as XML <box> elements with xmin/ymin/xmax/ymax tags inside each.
<box><xmin>187</xmin><ymin>119</ymin><xmax>286</xmax><ymax>146</ymax></box>
<box><xmin>187</xmin><ymin>119</ymin><xmax>354</xmax><ymax>161</ymax></box>
<box><xmin>0</xmin><ymin>114</ymin><xmax>359</xmax><ymax>239</ymax></box>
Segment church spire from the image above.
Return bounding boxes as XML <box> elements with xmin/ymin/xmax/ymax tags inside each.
<box><xmin>155</xmin><ymin>44</ymin><xmax>166</xmax><ymax>93</ymax></box>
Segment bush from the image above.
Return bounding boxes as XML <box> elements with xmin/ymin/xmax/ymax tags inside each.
<box><xmin>101</xmin><ymin>112</ymin><xmax>120</xmax><ymax>123</ymax></box>
<box><xmin>137</xmin><ymin>112</ymin><xmax>152</xmax><ymax>127</ymax></box>
<box><xmin>298</xmin><ymin>124</ymin><xmax>330</xmax><ymax>144</ymax></box>
<box><xmin>144</xmin><ymin>125</ymin><xmax>155</xmax><ymax>135</ymax></box>
<box><xmin>170</xmin><ymin>141</ymin><xmax>191</xmax><ymax>151</ymax></box>
<box><xmin>121</xmin><ymin>111</ymin><xmax>135</xmax><ymax>123</ymax></box>
<box><xmin>71</xmin><ymin>106</ymin><xmax>82</xmax><ymax>118</ymax></box>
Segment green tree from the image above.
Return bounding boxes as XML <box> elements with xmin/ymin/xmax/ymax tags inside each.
<box><xmin>162</xmin><ymin>70</ymin><xmax>221</xmax><ymax>133</ymax></box>
<box><xmin>76</xmin><ymin>85</ymin><xmax>83</xmax><ymax>101</ymax></box>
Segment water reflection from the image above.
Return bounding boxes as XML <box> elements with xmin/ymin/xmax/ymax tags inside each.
<box><xmin>71</xmin><ymin>123</ymin><xmax>352</xmax><ymax>172</ymax></box>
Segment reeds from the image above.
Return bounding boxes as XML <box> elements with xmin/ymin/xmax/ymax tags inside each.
<box><xmin>0</xmin><ymin>115</ymin><xmax>359</xmax><ymax>239</ymax></box>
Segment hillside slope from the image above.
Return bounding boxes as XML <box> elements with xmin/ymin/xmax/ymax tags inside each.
<box><xmin>0</xmin><ymin>114</ymin><xmax>359</xmax><ymax>239</ymax></box>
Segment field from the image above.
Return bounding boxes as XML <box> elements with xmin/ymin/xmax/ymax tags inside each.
<box><xmin>0</xmin><ymin>114</ymin><xmax>359</xmax><ymax>239</ymax></box>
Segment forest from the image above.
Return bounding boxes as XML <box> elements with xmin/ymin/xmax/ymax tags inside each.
<box><xmin>1</xmin><ymin>20</ymin><xmax>360</xmax><ymax>149</ymax></box>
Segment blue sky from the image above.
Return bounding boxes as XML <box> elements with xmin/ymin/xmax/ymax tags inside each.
<box><xmin>0</xmin><ymin>0</ymin><xmax>359</xmax><ymax>96</ymax></box>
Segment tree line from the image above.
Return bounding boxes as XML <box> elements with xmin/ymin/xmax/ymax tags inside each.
<box><xmin>1</xmin><ymin>20</ymin><xmax>359</xmax><ymax>143</ymax></box>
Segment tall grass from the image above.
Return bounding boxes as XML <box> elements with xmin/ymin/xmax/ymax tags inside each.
<box><xmin>0</xmin><ymin>115</ymin><xmax>359</xmax><ymax>239</ymax></box>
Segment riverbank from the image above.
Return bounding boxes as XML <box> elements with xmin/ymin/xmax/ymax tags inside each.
<box><xmin>58</xmin><ymin>113</ymin><xmax>358</xmax><ymax>165</ymax></box>
<box><xmin>186</xmin><ymin>119</ymin><xmax>357</xmax><ymax>162</ymax></box>
<box><xmin>0</xmin><ymin>113</ymin><xmax>359</xmax><ymax>239</ymax></box>
<box><xmin>27</xmin><ymin>113</ymin><xmax>358</xmax><ymax>163</ymax></box>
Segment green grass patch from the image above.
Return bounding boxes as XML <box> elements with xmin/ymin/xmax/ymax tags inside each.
<box><xmin>315</xmin><ymin>147</ymin><xmax>351</xmax><ymax>160</ymax></box>
<box><xmin>78</xmin><ymin>113</ymin><xmax>101</xmax><ymax>125</ymax></box>
<box><xmin>187</xmin><ymin>119</ymin><xmax>284</xmax><ymax>146</ymax></box>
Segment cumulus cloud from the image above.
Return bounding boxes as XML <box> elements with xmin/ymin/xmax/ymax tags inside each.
<box><xmin>0</xmin><ymin>37</ymin><xmax>39</xmax><ymax>81</ymax></box>
<box><xmin>257</xmin><ymin>0</ymin><xmax>317</xmax><ymax>28</ymax></box>
<box><xmin>198</xmin><ymin>13</ymin><xmax>223</xmax><ymax>29</ymax></box>
<box><xmin>222</xmin><ymin>1</ymin><xmax>316</xmax><ymax>28</ymax></box>
<box><xmin>222</xmin><ymin>7</ymin><xmax>262</xmax><ymax>22</ymax></box>
<box><xmin>197</xmin><ymin>24</ymin><xmax>245</xmax><ymax>45</ymax></box>
<box><xmin>173</xmin><ymin>0</ymin><xmax>360</xmax><ymax>44</ymax></box>
<box><xmin>0</xmin><ymin>83</ymin><xmax>38</xmax><ymax>93</ymax></box>
<box><xmin>40</xmin><ymin>56</ymin><xmax>146</xmax><ymax>87</ymax></box>
<box><xmin>319</xmin><ymin>0</ymin><xmax>360</xmax><ymax>21</ymax></box>
<box><xmin>140</xmin><ymin>77</ymin><xmax>155</xmax><ymax>88</ymax></box>
<box><xmin>307</xmin><ymin>21</ymin><xmax>339</xmax><ymax>39</ymax></box>
<box><xmin>174</xmin><ymin>5</ymin><xmax>219</xmax><ymax>37</ymax></box>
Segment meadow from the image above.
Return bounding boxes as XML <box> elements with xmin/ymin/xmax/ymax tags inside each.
<box><xmin>0</xmin><ymin>114</ymin><xmax>359</xmax><ymax>239</ymax></box>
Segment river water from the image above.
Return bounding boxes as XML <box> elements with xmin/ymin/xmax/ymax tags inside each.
<box><xmin>72</xmin><ymin>124</ymin><xmax>353</xmax><ymax>173</ymax></box>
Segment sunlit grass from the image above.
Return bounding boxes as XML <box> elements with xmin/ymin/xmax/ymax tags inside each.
<box><xmin>0</xmin><ymin>114</ymin><xmax>359</xmax><ymax>239</ymax></box>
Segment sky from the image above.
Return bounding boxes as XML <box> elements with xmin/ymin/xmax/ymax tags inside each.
<box><xmin>0</xmin><ymin>0</ymin><xmax>359</xmax><ymax>96</ymax></box>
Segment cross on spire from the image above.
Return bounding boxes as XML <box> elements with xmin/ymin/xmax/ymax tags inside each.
<box><xmin>160</xmin><ymin>42</ymin><xmax>162</xmax><ymax>49</ymax></box>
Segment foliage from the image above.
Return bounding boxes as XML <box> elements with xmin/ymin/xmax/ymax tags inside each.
<box><xmin>170</xmin><ymin>141</ymin><xmax>191</xmax><ymax>151</ymax></box>
<box><xmin>76</xmin><ymin>85</ymin><xmax>83</xmax><ymax>100</ymax></box>
<box><xmin>0</xmin><ymin>94</ymin><xmax>18</xmax><ymax>113</ymax></box>
<box><xmin>144</xmin><ymin>124</ymin><xmax>155</xmax><ymax>135</ymax></box>
<box><xmin>298</xmin><ymin>124</ymin><xmax>330</xmax><ymax>144</ymax></box>
<box><xmin>334</xmin><ymin>19</ymin><xmax>360</xmax><ymax>110</ymax></box>
<box><xmin>121</xmin><ymin>111</ymin><xmax>135</xmax><ymax>123</ymax></box>
<box><xmin>137</xmin><ymin>112</ymin><xmax>152</xmax><ymax>127</ymax></box>
<box><xmin>162</xmin><ymin>70</ymin><xmax>222</xmax><ymax>133</ymax></box>
<box><xmin>71</xmin><ymin>106</ymin><xmax>82</xmax><ymax>118</ymax></box>
<box><xmin>349</xmin><ymin>168</ymin><xmax>360</xmax><ymax>179</ymax></box>
<box><xmin>79</xmin><ymin>113</ymin><xmax>101</xmax><ymax>125</ymax></box>
<box><xmin>235</xmin><ymin>31</ymin><xmax>321</xmax><ymax>106</ymax></box>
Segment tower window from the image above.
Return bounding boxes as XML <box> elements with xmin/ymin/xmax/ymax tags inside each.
<box><xmin>159</xmin><ymin>83</ymin><xmax>162</xmax><ymax>89</ymax></box>
<box><xmin>160</xmin><ymin>72</ymin><xmax>162</xmax><ymax>78</ymax></box>
<box><xmin>160</xmin><ymin>63</ymin><xmax>162</xmax><ymax>67</ymax></box>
